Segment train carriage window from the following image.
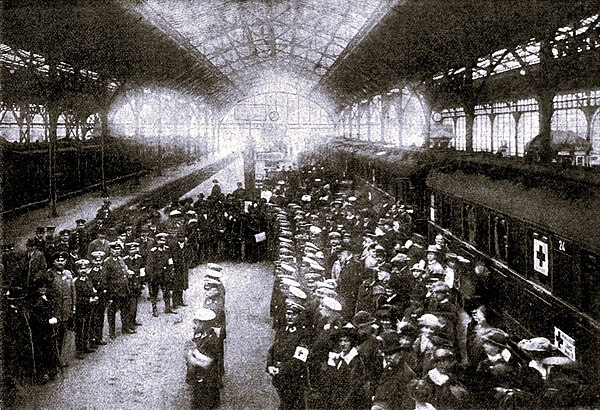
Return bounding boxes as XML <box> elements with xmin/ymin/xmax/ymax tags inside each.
<box><xmin>508</xmin><ymin>219</ymin><xmax>526</xmax><ymax>272</ymax></box>
<box><xmin>491</xmin><ymin>215</ymin><xmax>509</xmax><ymax>262</ymax></box>
<box><xmin>581</xmin><ymin>253</ymin><xmax>600</xmax><ymax>321</ymax></box>
<box><xmin>430</xmin><ymin>193</ymin><xmax>436</xmax><ymax>222</ymax></box>
<box><xmin>476</xmin><ymin>206</ymin><xmax>489</xmax><ymax>252</ymax></box>
<box><xmin>450</xmin><ymin>198</ymin><xmax>462</xmax><ymax>235</ymax></box>
<box><xmin>463</xmin><ymin>204</ymin><xmax>477</xmax><ymax>245</ymax></box>
<box><xmin>440</xmin><ymin>195</ymin><xmax>452</xmax><ymax>229</ymax></box>
<box><xmin>530</xmin><ymin>231</ymin><xmax>552</xmax><ymax>289</ymax></box>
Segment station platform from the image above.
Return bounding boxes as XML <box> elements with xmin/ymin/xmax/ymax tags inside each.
<box><xmin>2</xmin><ymin>152</ymin><xmax>241</xmax><ymax>249</ymax></box>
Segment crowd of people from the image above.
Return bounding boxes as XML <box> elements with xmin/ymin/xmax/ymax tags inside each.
<box><xmin>1</xmin><ymin>179</ymin><xmax>273</xmax><ymax>391</ymax></box>
<box><xmin>265</xmin><ymin>163</ymin><xmax>582</xmax><ymax>410</ymax></box>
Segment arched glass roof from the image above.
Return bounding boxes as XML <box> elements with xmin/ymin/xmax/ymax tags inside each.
<box><xmin>123</xmin><ymin>0</ymin><xmax>388</xmax><ymax>95</ymax></box>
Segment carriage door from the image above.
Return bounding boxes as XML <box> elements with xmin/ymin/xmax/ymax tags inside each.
<box><xmin>552</xmin><ymin>236</ymin><xmax>581</xmax><ymax>308</ymax></box>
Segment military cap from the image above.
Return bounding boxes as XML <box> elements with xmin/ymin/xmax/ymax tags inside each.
<box><xmin>288</xmin><ymin>286</ymin><xmax>307</xmax><ymax>300</ymax></box>
<box><xmin>205</xmin><ymin>269</ymin><xmax>223</xmax><ymax>279</ymax></box>
<box><xmin>59</xmin><ymin>229</ymin><xmax>71</xmax><ymax>236</ymax></box>
<box><xmin>321</xmin><ymin>296</ymin><xmax>342</xmax><ymax>312</ymax></box>
<box><xmin>328</xmin><ymin>231</ymin><xmax>342</xmax><ymax>239</ymax></box>
<box><xmin>46</xmin><ymin>226</ymin><xmax>56</xmax><ymax>233</ymax></box>
<box><xmin>126</xmin><ymin>242</ymin><xmax>140</xmax><ymax>249</ymax></box>
<box><xmin>53</xmin><ymin>251</ymin><xmax>69</xmax><ymax>260</ymax></box>
<box><xmin>194</xmin><ymin>308</ymin><xmax>217</xmax><ymax>321</ymax></box>
<box><xmin>91</xmin><ymin>250</ymin><xmax>106</xmax><ymax>260</ymax></box>
<box><xmin>279</xmin><ymin>237</ymin><xmax>293</xmax><ymax>243</ymax></box>
<box><xmin>347</xmin><ymin>196</ymin><xmax>357</xmax><ymax>202</ymax></box>
<box><xmin>277</xmin><ymin>274</ymin><xmax>297</xmax><ymax>280</ymax></box>
<box><xmin>305</xmin><ymin>241</ymin><xmax>319</xmax><ymax>250</ymax></box>
<box><xmin>427</xmin><ymin>244</ymin><xmax>441</xmax><ymax>253</ymax></box>
<box><xmin>280</xmin><ymin>262</ymin><xmax>296</xmax><ymax>273</ymax></box>
<box><xmin>75</xmin><ymin>218</ymin><xmax>86</xmax><ymax>225</ymax></box>
<box><xmin>456</xmin><ymin>255</ymin><xmax>471</xmax><ymax>263</ymax></box>
<box><xmin>280</xmin><ymin>277</ymin><xmax>301</xmax><ymax>288</ymax></box>
<box><xmin>418</xmin><ymin>313</ymin><xmax>445</xmax><ymax>328</ymax></box>
<box><xmin>309</xmin><ymin>263</ymin><xmax>326</xmax><ymax>272</ymax></box>
<box><xmin>314</xmin><ymin>288</ymin><xmax>338</xmax><ymax>299</ymax></box>
<box><xmin>302</xmin><ymin>256</ymin><xmax>318</xmax><ymax>266</ymax></box>
<box><xmin>279</xmin><ymin>255</ymin><xmax>295</xmax><ymax>262</ymax></box>
<box><xmin>285</xmin><ymin>300</ymin><xmax>305</xmax><ymax>313</ymax></box>
<box><xmin>36</xmin><ymin>226</ymin><xmax>45</xmax><ymax>234</ymax></box>
<box><xmin>108</xmin><ymin>241</ymin><xmax>122</xmax><ymax>249</ymax></box>
<box><xmin>75</xmin><ymin>259</ymin><xmax>90</xmax><ymax>267</ymax></box>
<box><xmin>186</xmin><ymin>210</ymin><xmax>197</xmax><ymax>216</ymax></box>
<box><xmin>155</xmin><ymin>233</ymin><xmax>169</xmax><ymax>239</ymax></box>
<box><xmin>280</xmin><ymin>247</ymin><xmax>293</xmax><ymax>255</ymax></box>
<box><xmin>169</xmin><ymin>210</ymin><xmax>183</xmax><ymax>217</ymax></box>
<box><xmin>212</xmin><ymin>179</ymin><xmax>219</xmax><ymax>184</ymax></box>
<box><xmin>391</xmin><ymin>253</ymin><xmax>410</xmax><ymax>263</ymax></box>
<box><xmin>316</xmin><ymin>281</ymin><xmax>335</xmax><ymax>290</ymax></box>
<box><xmin>410</xmin><ymin>260</ymin><xmax>427</xmax><ymax>271</ymax></box>
<box><xmin>204</xmin><ymin>277</ymin><xmax>221</xmax><ymax>288</ymax></box>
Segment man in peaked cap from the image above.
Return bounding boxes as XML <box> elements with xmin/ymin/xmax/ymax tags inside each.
<box><xmin>103</xmin><ymin>242</ymin><xmax>135</xmax><ymax>338</ymax></box>
<box><xmin>123</xmin><ymin>242</ymin><xmax>144</xmax><ymax>328</ymax></box>
<box><xmin>266</xmin><ymin>299</ymin><xmax>311</xmax><ymax>410</ymax></box>
<box><xmin>186</xmin><ymin>307</ymin><xmax>222</xmax><ymax>409</ymax></box>
<box><xmin>73</xmin><ymin>259</ymin><xmax>97</xmax><ymax>358</ymax></box>
<box><xmin>89</xmin><ymin>250</ymin><xmax>108</xmax><ymax>346</ymax></box>
<box><xmin>146</xmin><ymin>233</ymin><xmax>176</xmax><ymax>317</ymax></box>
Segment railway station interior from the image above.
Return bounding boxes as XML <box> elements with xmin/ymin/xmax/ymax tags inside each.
<box><xmin>2</xmin><ymin>1</ymin><xmax>600</xmax><ymax>409</ymax></box>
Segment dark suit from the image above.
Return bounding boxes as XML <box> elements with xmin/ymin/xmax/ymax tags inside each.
<box><xmin>267</xmin><ymin>326</ymin><xmax>311</xmax><ymax>410</ymax></box>
<box><xmin>186</xmin><ymin>329</ymin><xmax>222</xmax><ymax>409</ymax></box>
<box><xmin>103</xmin><ymin>256</ymin><xmax>132</xmax><ymax>335</ymax></box>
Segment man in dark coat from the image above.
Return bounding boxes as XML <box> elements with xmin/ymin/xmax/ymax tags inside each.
<box><xmin>146</xmin><ymin>233</ymin><xmax>176</xmax><ymax>316</ymax></box>
<box><xmin>266</xmin><ymin>302</ymin><xmax>312</xmax><ymax>410</ymax></box>
<box><xmin>373</xmin><ymin>331</ymin><xmax>416</xmax><ymax>410</ymax></box>
<box><xmin>186</xmin><ymin>308</ymin><xmax>222</xmax><ymax>409</ymax></box>
<box><xmin>89</xmin><ymin>251</ymin><xmax>108</xmax><ymax>346</ymax></box>
<box><xmin>103</xmin><ymin>242</ymin><xmax>134</xmax><ymax>338</ymax></box>
<box><xmin>73</xmin><ymin>259</ymin><xmax>98</xmax><ymax>358</ymax></box>
<box><xmin>171</xmin><ymin>233</ymin><xmax>190</xmax><ymax>308</ymax></box>
<box><xmin>25</xmin><ymin>238</ymin><xmax>48</xmax><ymax>291</ymax></box>
<box><xmin>123</xmin><ymin>242</ymin><xmax>144</xmax><ymax>328</ymax></box>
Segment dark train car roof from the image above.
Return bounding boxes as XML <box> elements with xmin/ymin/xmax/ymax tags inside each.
<box><xmin>427</xmin><ymin>169</ymin><xmax>600</xmax><ymax>253</ymax></box>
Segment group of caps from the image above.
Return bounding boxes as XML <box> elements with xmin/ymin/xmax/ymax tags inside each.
<box><xmin>192</xmin><ymin>263</ymin><xmax>225</xmax><ymax>321</ymax></box>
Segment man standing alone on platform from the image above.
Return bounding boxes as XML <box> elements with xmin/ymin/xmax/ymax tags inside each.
<box><xmin>103</xmin><ymin>242</ymin><xmax>134</xmax><ymax>338</ymax></box>
<box><xmin>146</xmin><ymin>233</ymin><xmax>177</xmax><ymax>316</ymax></box>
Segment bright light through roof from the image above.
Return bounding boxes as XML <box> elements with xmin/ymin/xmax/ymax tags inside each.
<box><xmin>123</xmin><ymin>0</ymin><xmax>388</xmax><ymax>93</ymax></box>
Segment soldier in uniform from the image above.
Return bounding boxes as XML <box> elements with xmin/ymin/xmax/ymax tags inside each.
<box><xmin>203</xmin><ymin>277</ymin><xmax>226</xmax><ymax>382</ymax></box>
<box><xmin>123</xmin><ymin>242</ymin><xmax>144</xmax><ymax>328</ymax></box>
<box><xmin>70</xmin><ymin>219</ymin><xmax>89</xmax><ymax>256</ymax></box>
<box><xmin>47</xmin><ymin>251</ymin><xmax>75</xmax><ymax>362</ymax></box>
<box><xmin>146</xmin><ymin>233</ymin><xmax>177</xmax><ymax>316</ymax></box>
<box><xmin>29</xmin><ymin>278</ymin><xmax>60</xmax><ymax>384</ymax></box>
<box><xmin>89</xmin><ymin>250</ymin><xmax>108</xmax><ymax>346</ymax></box>
<box><xmin>185</xmin><ymin>308</ymin><xmax>222</xmax><ymax>409</ymax></box>
<box><xmin>171</xmin><ymin>233</ymin><xmax>190</xmax><ymax>309</ymax></box>
<box><xmin>266</xmin><ymin>301</ymin><xmax>312</xmax><ymax>410</ymax></box>
<box><xmin>103</xmin><ymin>242</ymin><xmax>135</xmax><ymax>338</ymax></box>
<box><xmin>86</xmin><ymin>229</ymin><xmax>110</xmax><ymax>259</ymax></box>
<box><xmin>25</xmin><ymin>238</ymin><xmax>48</xmax><ymax>292</ymax></box>
<box><xmin>73</xmin><ymin>259</ymin><xmax>98</xmax><ymax>359</ymax></box>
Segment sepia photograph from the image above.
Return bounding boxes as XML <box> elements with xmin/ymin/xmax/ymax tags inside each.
<box><xmin>1</xmin><ymin>0</ymin><xmax>599</xmax><ymax>408</ymax></box>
